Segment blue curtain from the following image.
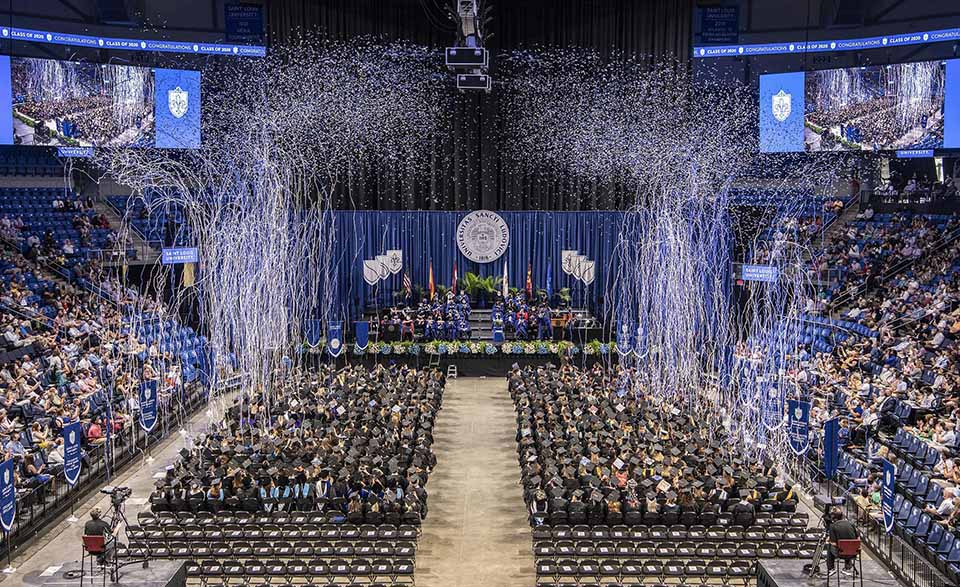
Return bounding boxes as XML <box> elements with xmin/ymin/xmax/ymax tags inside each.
<box><xmin>329</xmin><ymin>211</ymin><xmax>625</xmax><ymax>323</ymax></box>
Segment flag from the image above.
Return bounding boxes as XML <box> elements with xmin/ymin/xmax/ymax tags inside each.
<box><xmin>502</xmin><ymin>259</ymin><xmax>508</xmax><ymax>298</ymax></box>
<box><xmin>451</xmin><ymin>262</ymin><xmax>458</xmax><ymax>295</ymax></box>
<box><xmin>546</xmin><ymin>259</ymin><xmax>553</xmax><ymax>299</ymax></box>
<box><xmin>525</xmin><ymin>262</ymin><xmax>533</xmax><ymax>298</ymax></box>
<box><xmin>403</xmin><ymin>270</ymin><xmax>412</xmax><ymax>298</ymax></box>
<box><xmin>428</xmin><ymin>260</ymin><xmax>435</xmax><ymax>301</ymax></box>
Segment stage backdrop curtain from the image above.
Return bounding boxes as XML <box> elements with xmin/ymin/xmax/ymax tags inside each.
<box><xmin>267</xmin><ymin>0</ymin><xmax>692</xmax><ymax>211</ymax></box>
<box><xmin>330</xmin><ymin>210</ymin><xmax>624</xmax><ymax>324</ymax></box>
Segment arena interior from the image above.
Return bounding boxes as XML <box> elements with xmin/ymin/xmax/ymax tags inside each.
<box><xmin>0</xmin><ymin>1</ymin><xmax>957</xmax><ymax>586</ymax></box>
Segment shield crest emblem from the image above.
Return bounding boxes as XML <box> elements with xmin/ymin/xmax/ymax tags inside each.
<box><xmin>362</xmin><ymin>260</ymin><xmax>380</xmax><ymax>285</ymax></box>
<box><xmin>374</xmin><ymin>255</ymin><xmax>390</xmax><ymax>279</ymax></box>
<box><xmin>168</xmin><ymin>86</ymin><xmax>189</xmax><ymax>119</ymax></box>
<box><xmin>772</xmin><ymin>90</ymin><xmax>791</xmax><ymax>122</ymax></box>
<box><xmin>794</xmin><ymin>405</ymin><xmax>802</xmax><ymax>420</ymax></box>
<box><xmin>561</xmin><ymin>250</ymin><xmax>579</xmax><ymax>275</ymax></box>
<box><xmin>385</xmin><ymin>250</ymin><xmax>403</xmax><ymax>274</ymax></box>
<box><xmin>580</xmin><ymin>260</ymin><xmax>596</xmax><ymax>285</ymax></box>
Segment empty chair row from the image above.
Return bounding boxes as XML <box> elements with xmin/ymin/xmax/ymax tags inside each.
<box><xmin>532</xmin><ymin>523</ymin><xmax>813</xmax><ymax>543</ymax></box>
<box><xmin>139</xmin><ymin>511</ymin><xmax>420</xmax><ymax>529</ymax></box>
<box><xmin>537</xmin><ymin>558</ymin><xmax>753</xmax><ymax>586</ymax></box>
<box><xmin>129</xmin><ymin>523</ymin><xmax>418</xmax><ymax>542</ymax></box>
<box><xmin>535</xmin><ymin>540</ymin><xmax>814</xmax><ymax>559</ymax></box>
<box><xmin>127</xmin><ymin>539</ymin><xmax>416</xmax><ymax>559</ymax></box>
<box><xmin>178</xmin><ymin>558</ymin><xmax>414</xmax><ymax>586</ymax></box>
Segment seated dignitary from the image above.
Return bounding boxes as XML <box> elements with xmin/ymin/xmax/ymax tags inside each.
<box><xmin>150</xmin><ymin>364</ymin><xmax>442</xmax><ymax>523</ymax></box>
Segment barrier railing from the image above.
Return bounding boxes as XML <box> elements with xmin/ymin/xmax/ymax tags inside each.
<box><xmin>0</xmin><ymin>383</ymin><xmax>210</xmax><ymax>561</ymax></box>
<box><xmin>843</xmin><ymin>485</ymin><xmax>954</xmax><ymax>587</ymax></box>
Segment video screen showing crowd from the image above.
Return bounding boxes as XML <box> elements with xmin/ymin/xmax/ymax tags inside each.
<box><xmin>805</xmin><ymin>61</ymin><xmax>944</xmax><ymax>152</ymax></box>
<box><xmin>149</xmin><ymin>365</ymin><xmax>443</xmax><ymax>525</ymax></box>
<box><xmin>379</xmin><ymin>290</ymin><xmax>574</xmax><ymax>342</ymax></box>
<box><xmin>512</xmin><ymin>365</ymin><xmax>798</xmax><ymax>527</ymax></box>
<box><xmin>10</xmin><ymin>57</ymin><xmax>155</xmax><ymax>147</ymax></box>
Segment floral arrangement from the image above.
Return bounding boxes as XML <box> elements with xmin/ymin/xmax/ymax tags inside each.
<box><xmin>354</xmin><ymin>339</ymin><xmax>611</xmax><ymax>356</ymax></box>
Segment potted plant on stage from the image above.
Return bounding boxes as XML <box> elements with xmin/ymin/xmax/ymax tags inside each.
<box><xmin>463</xmin><ymin>272</ymin><xmax>497</xmax><ymax>307</ymax></box>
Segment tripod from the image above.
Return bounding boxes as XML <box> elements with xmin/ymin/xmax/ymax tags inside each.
<box><xmin>108</xmin><ymin>496</ymin><xmax>152</xmax><ymax>573</ymax></box>
<box><xmin>803</xmin><ymin>530</ymin><xmax>828</xmax><ymax>577</ymax></box>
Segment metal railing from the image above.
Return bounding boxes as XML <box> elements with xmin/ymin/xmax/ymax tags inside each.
<box><xmin>0</xmin><ymin>383</ymin><xmax>210</xmax><ymax>562</ymax></box>
<box><xmin>843</xmin><ymin>487</ymin><xmax>954</xmax><ymax>587</ymax></box>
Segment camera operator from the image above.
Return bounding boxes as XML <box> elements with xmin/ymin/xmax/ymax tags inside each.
<box><xmin>83</xmin><ymin>507</ymin><xmax>118</xmax><ymax>561</ymax></box>
<box><xmin>826</xmin><ymin>507</ymin><xmax>859</xmax><ymax>576</ymax></box>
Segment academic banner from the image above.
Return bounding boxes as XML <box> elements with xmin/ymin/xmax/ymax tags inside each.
<box><xmin>0</xmin><ymin>458</ymin><xmax>15</xmax><ymax>531</ymax></box>
<box><xmin>139</xmin><ymin>379</ymin><xmax>159</xmax><ymax>433</ymax></box>
<box><xmin>786</xmin><ymin>399</ymin><xmax>811</xmax><ymax>455</ymax></box>
<box><xmin>615</xmin><ymin>321</ymin><xmax>635</xmax><ymax>356</ymax></box>
<box><xmin>355</xmin><ymin>321</ymin><xmax>370</xmax><ymax>352</ymax></box>
<box><xmin>327</xmin><ymin>321</ymin><xmax>344</xmax><ymax>358</ymax></box>
<box><xmin>823</xmin><ymin>417</ymin><xmax>840</xmax><ymax>479</ymax></box>
<box><xmin>882</xmin><ymin>458</ymin><xmax>896</xmax><ymax>533</ymax></box>
<box><xmin>62</xmin><ymin>420</ymin><xmax>82</xmax><ymax>486</ymax></box>
<box><xmin>305</xmin><ymin>319</ymin><xmax>323</xmax><ymax>348</ymax></box>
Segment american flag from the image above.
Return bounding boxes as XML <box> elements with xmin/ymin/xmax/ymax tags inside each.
<box><xmin>403</xmin><ymin>270</ymin><xmax>412</xmax><ymax>297</ymax></box>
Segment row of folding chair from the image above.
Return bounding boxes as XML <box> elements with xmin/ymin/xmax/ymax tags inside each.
<box><xmin>536</xmin><ymin>559</ymin><xmax>753</xmax><ymax>586</ymax></box>
<box><xmin>129</xmin><ymin>523</ymin><xmax>418</xmax><ymax>542</ymax></box>
<box><xmin>533</xmin><ymin>523</ymin><xmax>813</xmax><ymax>543</ymax></box>
<box><xmin>127</xmin><ymin>539</ymin><xmax>416</xmax><ymax>560</ymax></box>
<box><xmin>535</xmin><ymin>540</ymin><xmax>814</xmax><ymax>559</ymax></box>
<box><xmin>181</xmin><ymin>558</ymin><xmax>414</xmax><ymax>586</ymax></box>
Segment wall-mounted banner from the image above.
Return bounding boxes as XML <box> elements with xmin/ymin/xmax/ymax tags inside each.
<box><xmin>882</xmin><ymin>458</ymin><xmax>896</xmax><ymax>533</ymax></box>
<box><xmin>0</xmin><ymin>458</ymin><xmax>15</xmax><ymax>531</ymax></box>
<box><xmin>56</xmin><ymin>146</ymin><xmax>94</xmax><ymax>158</ymax></box>
<box><xmin>823</xmin><ymin>417</ymin><xmax>840</xmax><ymax>479</ymax></box>
<box><xmin>355</xmin><ymin>321</ymin><xmax>370</xmax><ymax>352</ymax></box>
<box><xmin>139</xmin><ymin>380</ymin><xmax>159</xmax><ymax>433</ymax></box>
<box><xmin>161</xmin><ymin>247</ymin><xmax>199</xmax><ymax>265</ymax></box>
<box><xmin>327</xmin><ymin>321</ymin><xmax>344</xmax><ymax>357</ymax></box>
<box><xmin>456</xmin><ymin>210</ymin><xmax>510</xmax><ymax>263</ymax></box>
<box><xmin>694</xmin><ymin>26</ymin><xmax>960</xmax><ymax>59</ymax></box>
<box><xmin>616</xmin><ymin>321</ymin><xmax>636</xmax><ymax>356</ymax></box>
<box><xmin>362</xmin><ymin>250</ymin><xmax>402</xmax><ymax>286</ymax></box>
<box><xmin>2</xmin><ymin>25</ymin><xmax>265</xmax><ymax>57</ymax></box>
<box><xmin>305</xmin><ymin>319</ymin><xmax>323</xmax><ymax>348</ymax></box>
<box><xmin>561</xmin><ymin>249</ymin><xmax>596</xmax><ymax>285</ymax></box>
<box><xmin>62</xmin><ymin>420</ymin><xmax>83</xmax><ymax>486</ymax></box>
<box><xmin>786</xmin><ymin>399</ymin><xmax>811</xmax><ymax>455</ymax></box>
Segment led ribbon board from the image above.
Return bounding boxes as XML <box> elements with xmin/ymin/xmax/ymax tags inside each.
<box><xmin>1</xmin><ymin>26</ymin><xmax>265</xmax><ymax>57</ymax></box>
<box><xmin>695</xmin><ymin>27</ymin><xmax>960</xmax><ymax>59</ymax></box>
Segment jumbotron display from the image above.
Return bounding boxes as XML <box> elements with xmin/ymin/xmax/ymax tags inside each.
<box><xmin>760</xmin><ymin>58</ymin><xmax>960</xmax><ymax>152</ymax></box>
<box><xmin>0</xmin><ymin>55</ymin><xmax>200</xmax><ymax>149</ymax></box>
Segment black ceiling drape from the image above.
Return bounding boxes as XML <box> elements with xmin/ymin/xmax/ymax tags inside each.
<box><xmin>268</xmin><ymin>0</ymin><xmax>694</xmax><ymax>210</ymax></box>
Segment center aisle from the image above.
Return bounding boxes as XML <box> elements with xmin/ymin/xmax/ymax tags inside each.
<box><xmin>416</xmin><ymin>376</ymin><xmax>536</xmax><ymax>587</ymax></box>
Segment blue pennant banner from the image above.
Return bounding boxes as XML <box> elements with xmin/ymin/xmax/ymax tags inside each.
<box><xmin>0</xmin><ymin>458</ymin><xmax>14</xmax><ymax>531</ymax></box>
<box><xmin>355</xmin><ymin>321</ymin><xmax>370</xmax><ymax>352</ymax></box>
<box><xmin>615</xmin><ymin>321</ymin><xmax>635</xmax><ymax>356</ymax></box>
<box><xmin>305</xmin><ymin>319</ymin><xmax>323</xmax><ymax>347</ymax></box>
<box><xmin>823</xmin><ymin>417</ymin><xmax>840</xmax><ymax>479</ymax></box>
<box><xmin>139</xmin><ymin>380</ymin><xmax>159</xmax><ymax>433</ymax></box>
<box><xmin>882</xmin><ymin>459</ymin><xmax>896</xmax><ymax>533</ymax></box>
<box><xmin>327</xmin><ymin>321</ymin><xmax>344</xmax><ymax>357</ymax></box>
<box><xmin>786</xmin><ymin>399</ymin><xmax>811</xmax><ymax>455</ymax></box>
<box><xmin>63</xmin><ymin>420</ymin><xmax>83</xmax><ymax>486</ymax></box>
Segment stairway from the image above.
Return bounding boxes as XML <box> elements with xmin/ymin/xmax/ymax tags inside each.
<box><xmin>94</xmin><ymin>198</ymin><xmax>158</xmax><ymax>264</ymax></box>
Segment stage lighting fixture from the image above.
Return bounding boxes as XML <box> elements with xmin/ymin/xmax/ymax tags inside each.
<box><xmin>457</xmin><ymin>73</ymin><xmax>491</xmax><ymax>92</ymax></box>
<box><xmin>446</xmin><ymin>47</ymin><xmax>488</xmax><ymax>68</ymax></box>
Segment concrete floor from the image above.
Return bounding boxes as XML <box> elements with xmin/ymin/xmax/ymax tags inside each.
<box><xmin>415</xmin><ymin>376</ymin><xmax>536</xmax><ymax>587</ymax></box>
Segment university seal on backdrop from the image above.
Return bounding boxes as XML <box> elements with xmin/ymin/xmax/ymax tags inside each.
<box><xmin>168</xmin><ymin>86</ymin><xmax>189</xmax><ymax>119</ymax></box>
<box><xmin>772</xmin><ymin>89</ymin><xmax>791</xmax><ymax>122</ymax></box>
<box><xmin>456</xmin><ymin>210</ymin><xmax>509</xmax><ymax>263</ymax></box>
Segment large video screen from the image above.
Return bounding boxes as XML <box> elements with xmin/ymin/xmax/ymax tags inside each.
<box><xmin>0</xmin><ymin>56</ymin><xmax>200</xmax><ymax>149</ymax></box>
<box><xmin>760</xmin><ymin>59</ymin><xmax>960</xmax><ymax>153</ymax></box>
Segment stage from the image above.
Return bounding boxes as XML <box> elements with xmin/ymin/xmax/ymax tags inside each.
<box><xmin>315</xmin><ymin>351</ymin><xmax>618</xmax><ymax>376</ymax></box>
<box><xmin>22</xmin><ymin>559</ymin><xmax>186</xmax><ymax>587</ymax></box>
<box><xmin>757</xmin><ymin>558</ymin><xmax>906</xmax><ymax>587</ymax></box>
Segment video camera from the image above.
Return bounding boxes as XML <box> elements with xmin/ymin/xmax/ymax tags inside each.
<box><xmin>100</xmin><ymin>485</ymin><xmax>133</xmax><ymax>506</ymax></box>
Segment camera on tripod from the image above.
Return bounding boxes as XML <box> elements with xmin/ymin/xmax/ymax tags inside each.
<box><xmin>101</xmin><ymin>486</ymin><xmax>132</xmax><ymax>506</ymax></box>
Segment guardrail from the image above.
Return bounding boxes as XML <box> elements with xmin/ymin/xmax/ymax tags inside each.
<box><xmin>843</xmin><ymin>491</ymin><xmax>953</xmax><ymax>587</ymax></box>
<box><xmin>0</xmin><ymin>382</ymin><xmax>210</xmax><ymax>563</ymax></box>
